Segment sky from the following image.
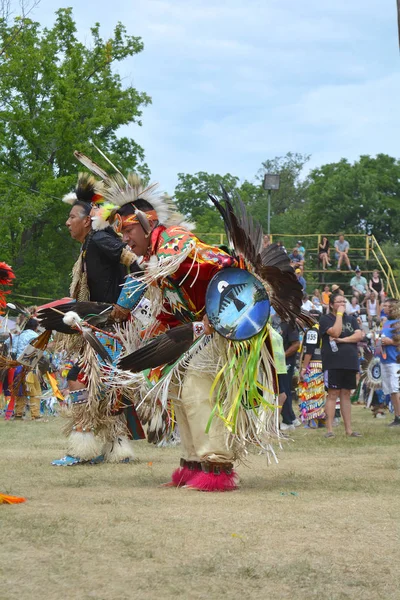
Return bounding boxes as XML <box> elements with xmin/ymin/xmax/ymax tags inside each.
<box><xmin>28</xmin><ymin>0</ymin><xmax>400</xmax><ymax>193</ymax></box>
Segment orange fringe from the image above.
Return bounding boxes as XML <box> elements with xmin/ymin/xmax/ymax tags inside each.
<box><xmin>0</xmin><ymin>493</ymin><xmax>26</xmax><ymax>505</ymax></box>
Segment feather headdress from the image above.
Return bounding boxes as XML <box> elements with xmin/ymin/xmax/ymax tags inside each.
<box><xmin>62</xmin><ymin>172</ymin><xmax>103</xmax><ymax>206</ymax></box>
<box><xmin>74</xmin><ymin>148</ymin><xmax>193</xmax><ymax>231</ymax></box>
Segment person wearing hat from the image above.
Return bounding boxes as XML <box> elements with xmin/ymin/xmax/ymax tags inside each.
<box><xmin>289</xmin><ymin>248</ymin><xmax>304</xmax><ymax>269</ymax></box>
<box><xmin>296</xmin><ymin>240</ymin><xmax>306</xmax><ymax>257</ymax></box>
<box><xmin>350</xmin><ymin>268</ymin><xmax>368</xmax><ymax>303</ymax></box>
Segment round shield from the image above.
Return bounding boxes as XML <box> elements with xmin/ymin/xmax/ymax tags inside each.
<box><xmin>205</xmin><ymin>268</ymin><xmax>270</xmax><ymax>340</ymax></box>
<box><xmin>367</xmin><ymin>357</ymin><xmax>382</xmax><ymax>387</ymax></box>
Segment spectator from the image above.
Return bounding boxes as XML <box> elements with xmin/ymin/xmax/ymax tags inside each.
<box><xmin>334</xmin><ymin>234</ymin><xmax>352</xmax><ymax>271</ymax></box>
<box><xmin>346</xmin><ymin>296</ymin><xmax>360</xmax><ymax>317</ymax></box>
<box><xmin>3</xmin><ymin>318</ymin><xmax>42</xmax><ymax>420</ymax></box>
<box><xmin>350</xmin><ymin>268</ymin><xmax>369</xmax><ymax>303</ymax></box>
<box><xmin>271</xmin><ymin>314</ymin><xmax>301</xmax><ymax>431</ymax></box>
<box><xmin>318</xmin><ymin>236</ymin><xmax>331</xmax><ymax>270</ymax></box>
<box><xmin>321</xmin><ymin>285</ymin><xmax>331</xmax><ymax>313</ymax></box>
<box><xmin>296</xmin><ymin>240</ymin><xmax>306</xmax><ymax>257</ymax></box>
<box><xmin>319</xmin><ymin>293</ymin><xmax>364</xmax><ymax>437</ymax></box>
<box><xmin>302</xmin><ymin>293</ymin><xmax>314</xmax><ymax>312</ymax></box>
<box><xmin>289</xmin><ymin>248</ymin><xmax>304</xmax><ymax>268</ymax></box>
<box><xmin>366</xmin><ymin>291</ymin><xmax>380</xmax><ymax>328</ymax></box>
<box><xmin>269</xmin><ymin>326</ymin><xmax>288</xmax><ymax>428</ymax></box>
<box><xmin>379</xmin><ymin>298</ymin><xmax>400</xmax><ymax>426</ymax></box>
<box><xmin>295</xmin><ymin>268</ymin><xmax>306</xmax><ymax>292</ymax></box>
<box><xmin>276</xmin><ymin>240</ymin><xmax>286</xmax><ymax>253</ymax></box>
<box><xmin>369</xmin><ymin>270</ymin><xmax>385</xmax><ymax>301</ymax></box>
<box><xmin>312</xmin><ymin>289</ymin><xmax>323</xmax><ymax>313</ymax></box>
<box><xmin>262</xmin><ymin>234</ymin><xmax>270</xmax><ymax>248</ymax></box>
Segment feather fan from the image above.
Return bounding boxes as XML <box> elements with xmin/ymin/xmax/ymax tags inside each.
<box><xmin>208</xmin><ymin>186</ymin><xmax>310</xmax><ymax>327</ymax></box>
<box><xmin>37</xmin><ymin>301</ymin><xmax>112</xmax><ymax>334</ymax></box>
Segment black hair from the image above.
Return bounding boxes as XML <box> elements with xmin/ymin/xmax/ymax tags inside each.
<box><xmin>72</xmin><ymin>200</ymin><xmax>91</xmax><ymax>217</ymax></box>
<box><xmin>329</xmin><ymin>292</ymin><xmax>343</xmax><ymax>308</ymax></box>
<box><xmin>25</xmin><ymin>318</ymin><xmax>39</xmax><ymax>331</ymax></box>
<box><xmin>117</xmin><ymin>199</ymin><xmax>155</xmax><ymax>216</ymax></box>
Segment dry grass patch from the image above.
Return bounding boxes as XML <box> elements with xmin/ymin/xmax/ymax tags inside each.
<box><xmin>0</xmin><ymin>406</ymin><xmax>399</xmax><ymax>600</ymax></box>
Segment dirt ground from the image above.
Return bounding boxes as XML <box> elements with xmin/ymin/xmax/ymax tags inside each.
<box><xmin>0</xmin><ymin>406</ymin><xmax>399</xmax><ymax>600</ymax></box>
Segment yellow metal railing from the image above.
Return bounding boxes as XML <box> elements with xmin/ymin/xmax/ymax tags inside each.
<box><xmin>369</xmin><ymin>235</ymin><xmax>399</xmax><ymax>299</ymax></box>
<box><xmin>197</xmin><ymin>232</ymin><xmax>399</xmax><ymax>297</ymax></box>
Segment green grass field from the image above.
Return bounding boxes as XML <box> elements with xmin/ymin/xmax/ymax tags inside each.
<box><xmin>0</xmin><ymin>406</ymin><xmax>399</xmax><ymax>600</ymax></box>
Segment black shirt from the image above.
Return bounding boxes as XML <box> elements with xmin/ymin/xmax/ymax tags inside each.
<box><xmin>319</xmin><ymin>313</ymin><xmax>360</xmax><ymax>371</ymax></box>
<box><xmin>303</xmin><ymin>325</ymin><xmax>322</xmax><ymax>360</ymax></box>
<box><xmin>271</xmin><ymin>315</ymin><xmax>299</xmax><ymax>366</ymax></box>
<box><xmin>370</xmin><ymin>278</ymin><xmax>382</xmax><ymax>294</ymax></box>
<box><xmin>83</xmin><ymin>228</ymin><xmax>127</xmax><ymax>304</ymax></box>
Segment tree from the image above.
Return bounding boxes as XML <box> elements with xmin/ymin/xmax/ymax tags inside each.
<box><xmin>307</xmin><ymin>154</ymin><xmax>400</xmax><ymax>241</ymax></box>
<box><xmin>256</xmin><ymin>152</ymin><xmax>310</xmax><ymax>215</ymax></box>
<box><xmin>0</xmin><ymin>8</ymin><xmax>151</xmax><ymax>299</ymax></box>
<box><xmin>174</xmin><ymin>172</ymin><xmax>240</xmax><ymax>241</ymax></box>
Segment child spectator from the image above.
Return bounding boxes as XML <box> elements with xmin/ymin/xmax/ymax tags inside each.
<box><xmin>321</xmin><ymin>285</ymin><xmax>331</xmax><ymax>313</ymax></box>
<box><xmin>312</xmin><ymin>289</ymin><xmax>323</xmax><ymax>313</ymax></box>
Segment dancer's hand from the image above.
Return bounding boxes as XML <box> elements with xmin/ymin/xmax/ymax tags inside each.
<box><xmin>111</xmin><ymin>304</ymin><xmax>131</xmax><ymax>322</ymax></box>
<box><xmin>203</xmin><ymin>314</ymin><xmax>214</xmax><ymax>335</ymax></box>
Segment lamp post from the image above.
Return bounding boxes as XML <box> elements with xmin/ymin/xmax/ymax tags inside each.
<box><xmin>262</xmin><ymin>174</ymin><xmax>280</xmax><ymax>236</ymax></box>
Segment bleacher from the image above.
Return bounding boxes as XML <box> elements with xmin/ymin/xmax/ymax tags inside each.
<box><xmin>197</xmin><ymin>232</ymin><xmax>399</xmax><ymax>299</ymax></box>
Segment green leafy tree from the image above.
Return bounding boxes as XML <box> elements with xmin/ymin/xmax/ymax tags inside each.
<box><xmin>174</xmin><ymin>172</ymin><xmax>240</xmax><ymax>243</ymax></box>
<box><xmin>308</xmin><ymin>154</ymin><xmax>400</xmax><ymax>241</ymax></box>
<box><xmin>256</xmin><ymin>152</ymin><xmax>310</xmax><ymax>216</ymax></box>
<box><xmin>0</xmin><ymin>7</ymin><xmax>150</xmax><ymax>299</ymax></box>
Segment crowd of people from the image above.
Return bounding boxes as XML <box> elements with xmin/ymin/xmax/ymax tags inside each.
<box><xmin>1</xmin><ymin>195</ymin><xmax>399</xmax><ymax>496</ymax></box>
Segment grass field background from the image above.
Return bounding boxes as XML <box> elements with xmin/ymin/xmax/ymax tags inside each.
<box><xmin>1</xmin><ymin>406</ymin><xmax>399</xmax><ymax>600</ymax></box>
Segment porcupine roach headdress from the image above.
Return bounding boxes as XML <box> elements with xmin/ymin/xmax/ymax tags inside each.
<box><xmin>0</xmin><ymin>262</ymin><xmax>15</xmax><ymax>314</ymax></box>
<box><xmin>62</xmin><ymin>172</ymin><xmax>114</xmax><ymax>231</ymax></box>
<box><xmin>73</xmin><ymin>149</ymin><xmax>193</xmax><ymax>234</ymax></box>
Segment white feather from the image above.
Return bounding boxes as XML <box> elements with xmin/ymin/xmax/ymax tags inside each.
<box><xmin>67</xmin><ymin>430</ymin><xmax>104</xmax><ymax>461</ymax></box>
<box><xmin>63</xmin><ymin>311</ymin><xmax>83</xmax><ymax>327</ymax></box>
<box><xmin>91</xmin><ymin>215</ymin><xmax>110</xmax><ymax>231</ymax></box>
<box><xmin>62</xmin><ymin>192</ymin><xmax>77</xmax><ymax>205</ymax></box>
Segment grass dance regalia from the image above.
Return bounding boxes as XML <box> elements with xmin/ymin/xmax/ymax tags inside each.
<box><xmin>72</xmin><ymin>158</ymin><xmax>310</xmax><ymax>489</ymax></box>
<box><xmin>298</xmin><ymin>322</ymin><xmax>326</xmax><ymax>427</ymax></box>
<box><xmin>49</xmin><ymin>171</ymin><xmax>145</xmax><ymax>466</ymax></box>
<box><xmin>40</xmin><ymin>159</ymin><xmax>311</xmax><ymax>489</ymax></box>
<box><xmin>111</xmin><ymin>186</ymin><xmax>312</xmax><ymax>491</ymax></box>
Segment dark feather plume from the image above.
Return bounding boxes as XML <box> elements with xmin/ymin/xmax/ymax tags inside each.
<box><xmin>208</xmin><ymin>186</ymin><xmax>306</xmax><ymax>326</ymax></box>
<box><xmin>82</xmin><ymin>328</ymin><xmax>112</xmax><ymax>363</ymax></box>
<box><xmin>119</xmin><ymin>323</ymin><xmax>195</xmax><ymax>372</ymax></box>
<box><xmin>37</xmin><ymin>301</ymin><xmax>112</xmax><ymax>334</ymax></box>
